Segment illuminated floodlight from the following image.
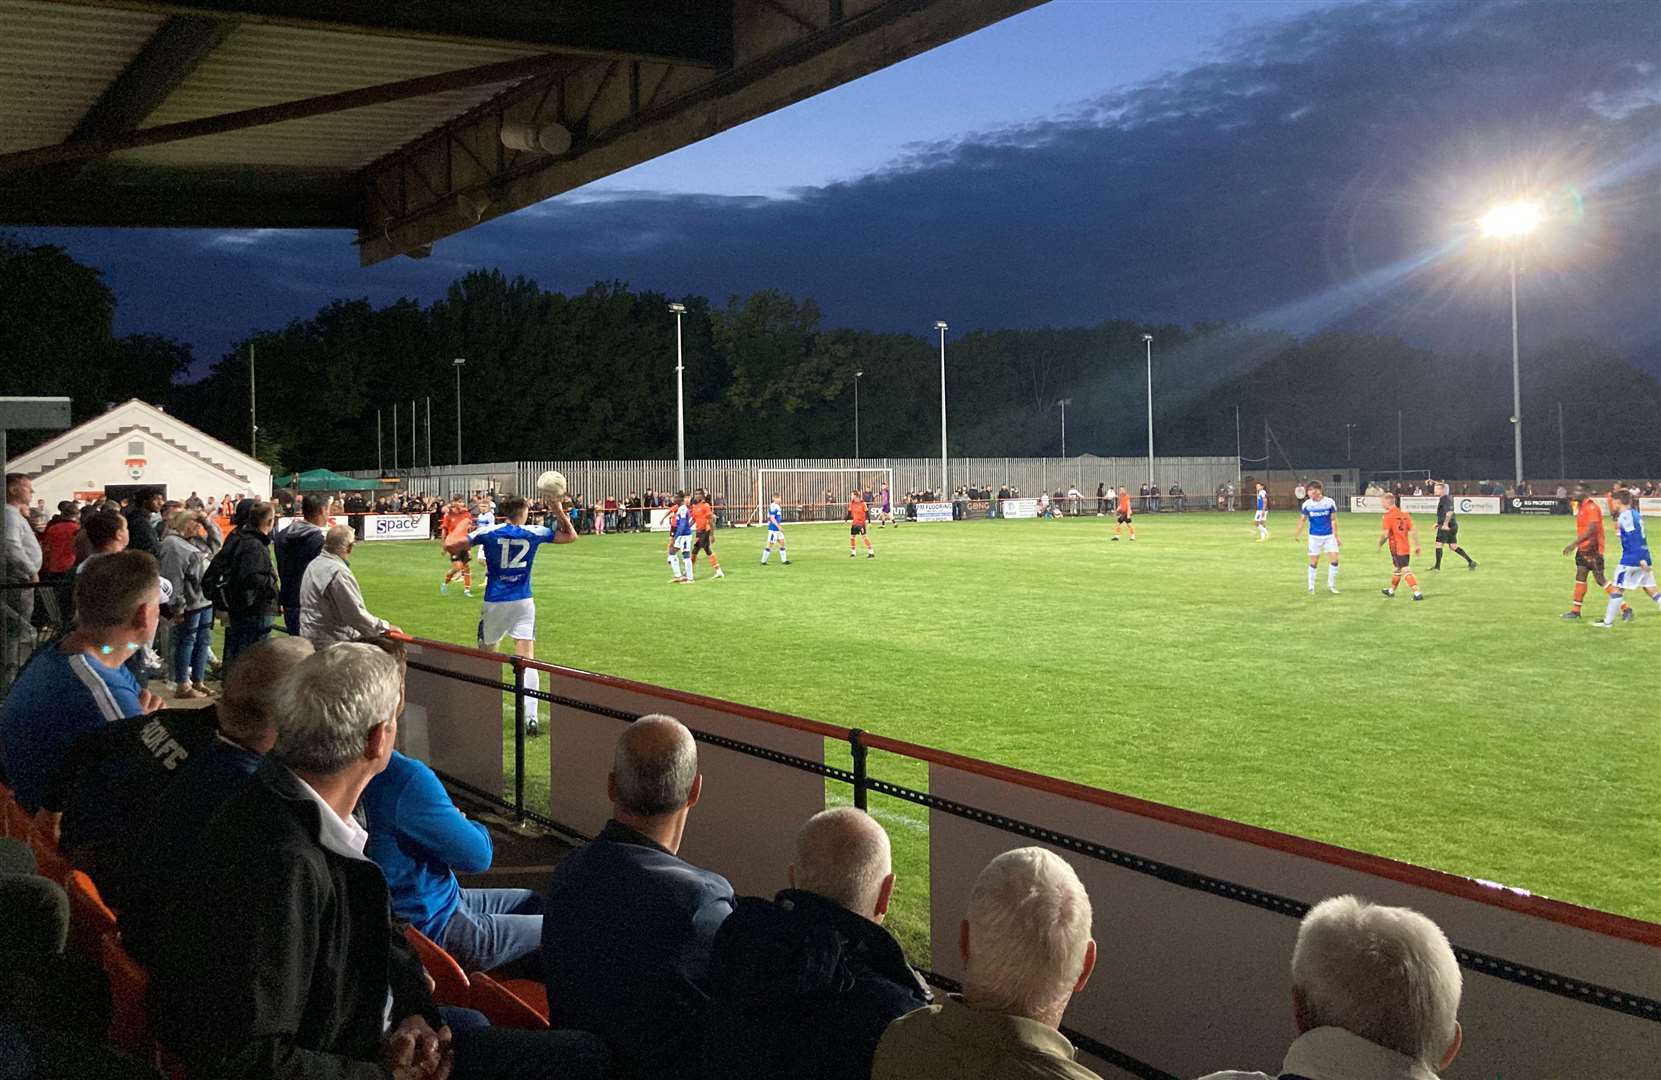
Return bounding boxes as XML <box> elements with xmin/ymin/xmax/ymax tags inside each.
<box><xmin>1479</xmin><ymin>200</ymin><xmax>1542</xmax><ymax>239</ymax></box>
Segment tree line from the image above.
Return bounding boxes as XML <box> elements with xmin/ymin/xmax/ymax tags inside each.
<box><xmin>3</xmin><ymin>236</ymin><xmax>1657</xmax><ymax>480</ymax></box>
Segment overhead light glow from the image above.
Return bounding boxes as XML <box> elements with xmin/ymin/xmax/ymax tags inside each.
<box><xmin>1479</xmin><ymin>200</ymin><xmax>1542</xmax><ymax>238</ymax></box>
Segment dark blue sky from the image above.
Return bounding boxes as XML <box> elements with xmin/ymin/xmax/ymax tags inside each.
<box><xmin>18</xmin><ymin>0</ymin><xmax>1661</xmax><ymax>376</ymax></box>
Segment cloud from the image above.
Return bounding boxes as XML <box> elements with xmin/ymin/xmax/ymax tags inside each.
<box><xmin>20</xmin><ymin>0</ymin><xmax>1660</xmax><ymax>374</ymax></box>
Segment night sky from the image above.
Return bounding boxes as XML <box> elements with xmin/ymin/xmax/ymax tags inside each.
<box><xmin>17</xmin><ymin>0</ymin><xmax>1661</xmax><ymax>377</ymax></box>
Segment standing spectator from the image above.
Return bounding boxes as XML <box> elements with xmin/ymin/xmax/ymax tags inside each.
<box><xmin>1066</xmin><ymin>485</ymin><xmax>1082</xmax><ymax>516</ymax></box>
<box><xmin>1170</xmin><ymin>482</ymin><xmax>1185</xmax><ymax>512</ymax></box>
<box><xmin>1197</xmin><ymin>895</ymin><xmax>1462</xmax><ymax>1080</ymax></box>
<box><xmin>208</xmin><ymin>501</ymin><xmax>278</xmax><ymax>668</ymax></box>
<box><xmin>123</xmin><ymin>490</ymin><xmax>163</xmax><ymax>556</ymax></box>
<box><xmin>3</xmin><ymin>472</ymin><xmax>43</xmax><ymax>685</ymax></box>
<box><xmin>1095</xmin><ymin>482</ymin><xmax>1107</xmax><ymax>516</ymax></box>
<box><xmin>184</xmin><ymin>491</ymin><xmax>203</xmax><ymax>510</ymax></box>
<box><xmin>158</xmin><ymin>510</ymin><xmax>215</xmax><ymax>699</ymax></box>
<box><xmin>298</xmin><ymin>525</ymin><xmax>399</xmax><ymax>645</ymax></box>
<box><xmin>541</xmin><ymin>715</ymin><xmax>735</xmax><ymax>1080</ymax></box>
<box><xmin>872</xmin><ymin>847</ymin><xmax>1100</xmax><ymax>1080</ymax></box>
<box><xmin>273</xmin><ymin>493</ymin><xmax>328</xmax><ymax>637</ymax></box>
<box><xmin>1139</xmin><ymin>482</ymin><xmax>1151</xmax><ymax>512</ymax></box>
<box><xmin>39</xmin><ymin>501</ymin><xmax>80</xmax><ymax>628</ymax></box>
<box><xmin>701</xmin><ymin>808</ymin><xmax>929</xmax><ymax>1080</ymax></box>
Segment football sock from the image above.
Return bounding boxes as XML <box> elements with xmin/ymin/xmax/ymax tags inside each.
<box><xmin>1328</xmin><ymin>562</ymin><xmax>1339</xmax><ymax>587</ymax></box>
<box><xmin>1390</xmin><ymin>571</ymin><xmax>1402</xmax><ymax>591</ymax></box>
<box><xmin>1571</xmin><ymin>581</ymin><xmax>1587</xmax><ymax>611</ymax></box>
<box><xmin>780</xmin><ymin>547</ymin><xmax>788</xmax><ymax>562</ymax></box>
<box><xmin>1434</xmin><ymin>549</ymin><xmax>1443</xmax><ymax>569</ymax></box>
<box><xmin>761</xmin><ymin>546</ymin><xmax>771</xmax><ymax>564</ymax></box>
<box><xmin>1257</xmin><ymin>524</ymin><xmax>1267</xmax><ymax>539</ymax></box>
<box><xmin>1605</xmin><ymin>592</ymin><xmax>1624</xmax><ymax>624</ymax></box>
<box><xmin>708</xmin><ymin>555</ymin><xmax>720</xmax><ymax>571</ymax></box>
<box><xmin>669</xmin><ymin>551</ymin><xmax>682</xmax><ymax>576</ymax></box>
<box><xmin>462</xmin><ymin>569</ymin><xmax>471</xmax><ymax>588</ymax></box>
<box><xmin>1405</xmin><ymin>572</ymin><xmax>1420</xmax><ymax>594</ymax></box>
<box><xmin>1307</xmin><ymin>565</ymin><xmax>1317</xmax><ymax>590</ymax></box>
<box><xmin>522</xmin><ymin>668</ymin><xmax>541</xmax><ymax>731</ymax></box>
<box><xmin>1457</xmin><ymin>548</ymin><xmax>1474</xmax><ymax>566</ymax></box>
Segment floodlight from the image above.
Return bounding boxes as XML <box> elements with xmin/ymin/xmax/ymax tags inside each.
<box><xmin>934</xmin><ymin>320</ymin><xmax>948</xmax><ymax>331</ymax></box>
<box><xmin>1479</xmin><ymin>200</ymin><xmax>1542</xmax><ymax>239</ymax></box>
<box><xmin>1141</xmin><ymin>333</ymin><xmax>1153</xmax><ymax>342</ymax></box>
<box><xmin>668</xmin><ymin>302</ymin><xmax>687</xmax><ymax>314</ymax></box>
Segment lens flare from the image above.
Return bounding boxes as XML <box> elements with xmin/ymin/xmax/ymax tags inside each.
<box><xmin>1479</xmin><ymin>200</ymin><xmax>1543</xmax><ymax>238</ymax></box>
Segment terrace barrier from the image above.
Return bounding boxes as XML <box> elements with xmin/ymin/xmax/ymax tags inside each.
<box><xmin>390</xmin><ymin>631</ymin><xmax>1661</xmax><ymax>1079</ymax></box>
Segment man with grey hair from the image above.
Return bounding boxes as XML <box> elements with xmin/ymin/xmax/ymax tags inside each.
<box><xmin>873</xmin><ymin>846</ymin><xmax>1101</xmax><ymax>1080</ymax></box>
<box><xmin>298</xmin><ymin>524</ymin><xmax>401</xmax><ymax>644</ymax></box>
<box><xmin>1196</xmin><ymin>895</ymin><xmax>1463</xmax><ymax>1080</ymax></box>
<box><xmin>153</xmin><ymin>643</ymin><xmax>608</xmax><ymax>1080</ymax></box>
<box><xmin>700</xmin><ymin>807</ymin><xmax>930</xmax><ymax>1080</ymax></box>
<box><xmin>542</xmin><ymin>714</ymin><xmax>735</xmax><ymax>1080</ymax></box>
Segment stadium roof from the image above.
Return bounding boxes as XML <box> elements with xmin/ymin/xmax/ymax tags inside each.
<box><xmin>0</xmin><ymin>0</ymin><xmax>1042</xmax><ymax>264</ymax></box>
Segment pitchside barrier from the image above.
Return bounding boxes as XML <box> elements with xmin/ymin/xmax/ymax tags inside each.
<box><xmin>389</xmin><ymin>631</ymin><xmax>1658</xmax><ymax>1080</ymax></box>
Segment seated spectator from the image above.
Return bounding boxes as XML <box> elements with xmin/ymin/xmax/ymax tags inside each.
<box><xmin>149</xmin><ymin>643</ymin><xmax>608</xmax><ymax>1080</ymax></box>
<box><xmin>297</xmin><ymin>525</ymin><xmax>399</xmax><ymax>644</ymax></box>
<box><xmin>0</xmin><ymin>552</ymin><xmax>163</xmax><ymax>825</ymax></box>
<box><xmin>541</xmin><ymin>715</ymin><xmax>735</xmax><ymax>1080</ymax></box>
<box><xmin>1196</xmin><ymin>895</ymin><xmax>1462</xmax><ymax>1080</ymax></box>
<box><xmin>106</xmin><ymin>636</ymin><xmax>313</xmax><ymax>964</ymax></box>
<box><xmin>701</xmin><ymin>807</ymin><xmax>930</xmax><ymax>1080</ymax></box>
<box><xmin>364</xmin><ymin>743</ymin><xmax>545</xmax><ymax>978</ymax></box>
<box><xmin>873</xmin><ymin>847</ymin><xmax>1100</xmax><ymax>1080</ymax></box>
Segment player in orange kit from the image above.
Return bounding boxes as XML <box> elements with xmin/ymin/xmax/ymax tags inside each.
<box><xmin>1561</xmin><ymin>481</ymin><xmax>1628</xmax><ymax>621</ymax></box>
<box><xmin>1112</xmin><ymin>487</ymin><xmax>1135</xmax><ymax>540</ymax></box>
<box><xmin>689</xmin><ymin>492</ymin><xmax>724</xmax><ymax>579</ymax></box>
<box><xmin>439</xmin><ymin>498</ymin><xmax>475</xmax><ymax>596</ymax></box>
<box><xmin>1377</xmin><ymin>494</ymin><xmax>1424</xmax><ymax>600</ymax></box>
<box><xmin>848</xmin><ymin>490</ymin><xmax>874</xmax><ymax>558</ymax></box>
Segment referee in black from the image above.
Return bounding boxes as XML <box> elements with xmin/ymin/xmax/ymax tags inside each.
<box><xmin>1432</xmin><ymin>482</ymin><xmax>1477</xmax><ymax>570</ymax></box>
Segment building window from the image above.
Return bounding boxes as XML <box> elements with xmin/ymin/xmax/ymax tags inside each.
<box><xmin>128</xmin><ymin>440</ymin><xmax>145</xmax><ymax>456</ymax></box>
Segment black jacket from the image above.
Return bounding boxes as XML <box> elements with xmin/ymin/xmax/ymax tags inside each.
<box><xmin>209</xmin><ymin>526</ymin><xmax>278</xmax><ymax>616</ymax></box>
<box><xmin>272</xmin><ymin>520</ymin><xmax>326</xmax><ymax>609</ymax></box>
<box><xmin>124</xmin><ymin>506</ymin><xmax>159</xmax><ymax>555</ymax></box>
<box><xmin>700</xmin><ymin>889</ymin><xmax>931</xmax><ymax>1080</ymax></box>
<box><xmin>149</xmin><ymin>757</ymin><xmax>440</xmax><ymax>1080</ymax></box>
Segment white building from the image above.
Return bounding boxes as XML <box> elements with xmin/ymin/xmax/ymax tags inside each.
<box><xmin>6</xmin><ymin>398</ymin><xmax>269</xmax><ymax>509</ymax></box>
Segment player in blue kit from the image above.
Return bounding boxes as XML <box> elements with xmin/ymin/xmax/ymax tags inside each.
<box><xmin>666</xmin><ymin>492</ymin><xmax>694</xmax><ymax>582</ymax></box>
<box><xmin>1253</xmin><ymin>483</ymin><xmax>1269</xmax><ymax>541</ymax></box>
<box><xmin>465</xmin><ymin>494</ymin><xmax>575</xmax><ymax>733</ymax></box>
<box><xmin>1293</xmin><ymin>479</ymin><xmax>1341</xmax><ymax>594</ymax></box>
<box><xmin>760</xmin><ymin>493</ymin><xmax>789</xmax><ymax>565</ymax></box>
<box><xmin>1601</xmin><ymin>490</ymin><xmax>1660</xmax><ymax>626</ymax></box>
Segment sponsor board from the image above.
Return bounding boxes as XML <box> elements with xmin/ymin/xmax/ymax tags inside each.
<box><xmin>914</xmin><ymin>501</ymin><xmax>954</xmax><ymax>522</ymax></box>
<box><xmin>1506</xmin><ymin>497</ymin><xmax>1568</xmax><ymax>516</ymax></box>
<box><xmin>359</xmin><ymin>513</ymin><xmax>430</xmax><ymax>541</ymax></box>
<box><xmin>1350</xmin><ymin>496</ymin><xmax>1441</xmax><ymax>514</ymax></box>
<box><xmin>1641</xmin><ymin>497</ymin><xmax>1661</xmax><ymax>515</ymax></box>
<box><xmin>274</xmin><ymin>514</ymin><xmax>347</xmax><ymax>533</ymax></box>
<box><xmin>650</xmin><ymin>507</ymin><xmax>675</xmax><ymax>532</ymax></box>
<box><xmin>1000</xmin><ymin>498</ymin><xmax>1038</xmax><ymax>519</ymax></box>
<box><xmin>1453</xmin><ymin>496</ymin><xmax>1503</xmax><ymax>515</ymax></box>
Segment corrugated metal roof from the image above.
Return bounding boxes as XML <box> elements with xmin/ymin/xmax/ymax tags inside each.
<box><xmin>114</xmin><ymin>24</ymin><xmax>550</xmax><ymax>170</ymax></box>
<box><xmin>0</xmin><ymin>0</ymin><xmax>163</xmax><ymax>154</ymax></box>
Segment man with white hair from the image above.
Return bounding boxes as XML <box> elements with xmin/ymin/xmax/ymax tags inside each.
<box><xmin>700</xmin><ymin>807</ymin><xmax>931</xmax><ymax>1080</ymax></box>
<box><xmin>152</xmin><ymin>643</ymin><xmax>609</xmax><ymax>1080</ymax></box>
<box><xmin>541</xmin><ymin>714</ymin><xmax>736</xmax><ymax>1080</ymax></box>
<box><xmin>872</xmin><ymin>846</ymin><xmax>1101</xmax><ymax>1080</ymax></box>
<box><xmin>1197</xmin><ymin>895</ymin><xmax>1463</xmax><ymax>1080</ymax></box>
<box><xmin>298</xmin><ymin>524</ymin><xmax>400</xmax><ymax>644</ymax></box>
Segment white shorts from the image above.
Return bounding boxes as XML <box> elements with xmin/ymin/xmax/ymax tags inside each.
<box><xmin>1254</xmin><ymin>510</ymin><xmax>1267</xmax><ymax>523</ymax></box>
<box><xmin>766</xmin><ymin>528</ymin><xmax>784</xmax><ymax>543</ymax></box>
<box><xmin>1615</xmin><ymin>564</ymin><xmax>1656</xmax><ymax>590</ymax></box>
<box><xmin>1307</xmin><ymin>534</ymin><xmax>1340</xmax><ymax>557</ymax></box>
<box><xmin>479</xmin><ymin>599</ymin><xmax>536</xmax><ymax>646</ymax></box>
<box><xmin>673</xmin><ymin>535</ymin><xmax>692</xmax><ymax>553</ymax></box>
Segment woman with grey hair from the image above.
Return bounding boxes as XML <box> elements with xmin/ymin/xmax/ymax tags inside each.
<box><xmin>158</xmin><ymin>509</ymin><xmax>215</xmax><ymax>698</ymax></box>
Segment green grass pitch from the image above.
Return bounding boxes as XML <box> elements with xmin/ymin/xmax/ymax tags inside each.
<box><xmin>348</xmin><ymin>513</ymin><xmax>1659</xmax><ymax>945</ymax></box>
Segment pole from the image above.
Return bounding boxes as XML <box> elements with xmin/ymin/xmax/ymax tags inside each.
<box><xmin>854</xmin><ymin>373</ymin><xmax>861</xmax><ymax>461</ymax></box>
<box><xmin>1059</xmin><ymin>400</ymin><xmax>1068</xmax><ymax>457</ymax></box>
<box><xmin>410</xmin><ymin>399</ymin><xmax>416</xmax><ymax>472</ymax></box>
<box><xmin>249</xmin><ymin>342</ymin><xmax>257</xmax><ymax>457</ymax></box>
<box><xmin>1144</xmin><ymin>336</ymin><xmax>1155</xmax><ymax>495</ymax></box>
<box><xmin>1234</xmin><ymin>405</ymin><xmax>1242</xmax><ymax>494</ymax></box>
<box><xmin>1397</xmin><ymin>409</ymin><xmax>1403</xmax><ymax>477</ymax></box>
<box><xmin>938</xmin><ymin>324</ymin><xmax>949</xmax><ymax>496</ymax></box>
<box><xmin>1508</xmin><ymin>253</ymin><xmax>1524</xmax><ymax>486</ymax></box>
<box><xmin>1557</xmin><ymin>401</ymin><xmax>1565</xmax><ymax>480</ymax></box>
<box><xmin>674</xmin><ymin>308</ymin><xmax>686</xmax><ymax>493</ymax></box>
<box><xmin>425</xmin><ymin>397</ymin><xmax>431</xmax><ymax>467</ymax></box>
<box><xmin>376</xmin><ymin>410</ymin><xmax>382</xmax><ymax>474</ymax></box>
<box><xmin>393</xmin><ymin>405</ymin><xmax>399</xmax><ymax>471</ymax></box>
<box><xmin>454</xmin><ymin>361</ymin><xmax>463</xmax><ymax>464</ymax></box>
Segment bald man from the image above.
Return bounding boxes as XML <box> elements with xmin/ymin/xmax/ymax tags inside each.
<box><xmin>541</xmin><ymin>716</ymin><xmax>735</xmax><ymax>1080</ymax></box>
<box><xmin>700</xmin><ymin>807</ymin><xmax>930</xmax><ymax>1080</ymax></box>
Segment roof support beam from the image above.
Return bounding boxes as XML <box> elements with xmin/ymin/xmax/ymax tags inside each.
<box><xmin>0</xmin><ymin>53</ymin><xmax>570</xmax><ymax>173</ymax></box>
<box><xmin>67</xmin><ymin>15</ymin><xmax>238</xmax><ymax>142</ymax></box>
<box><xmin>44</xmin><ymin>0</ymin><xmax>733</xmax><ymax>68</ymax></box>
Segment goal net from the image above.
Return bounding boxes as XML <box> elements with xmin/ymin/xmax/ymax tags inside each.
<box><xmin>754</xmin><ymin>467</ymin><xmax>896</xmax><ymax>526</ymax></box>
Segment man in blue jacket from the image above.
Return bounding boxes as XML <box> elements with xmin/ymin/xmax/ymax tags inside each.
<box><xmin>363</xmin><ymin>748</ymin><xmax>544</xmax><ymax>976</ymax></box>
<box><xmin>541</xmin><ymin>714</ymin><xmax>735</xmax><ymax>1080</ymax></box>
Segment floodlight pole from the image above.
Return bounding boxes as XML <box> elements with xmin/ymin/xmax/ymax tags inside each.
<box><xmin>1143</xmin><ymin>333</ymin><xmax>1155</xmax><ymax>495</ymax></box>
<box><xmin>453</xmin><ymin>357</ymin><xmax>465</xmax><ymax>464</ymax></box>
<box><xmin>1057</xmin><ymin>398</ymin><xmax>1071</xmax><ymax>457</ymax></box>
<box><xmin>854</xmin><ymin>370</ymin><xmax>863</xmax><ymax>461</ymax></box>
<box><xmin>376</xmin><ymin>410</ymin><xmax>382</xmax><ymax>474</ymax></box>
<box><xmin>935</xmin><ymin>321</ymin><xmax>949</xmax><ymax>496</ymax></box>
<box><xmin>425</xmin><ymin>397</ymin><xmax>431</xmax><ymax>468</ymax></box>
<box><xmin>249</xmin><ymin>341</ymin><xmax>257</xmax><ymax>458</ymax></box>
<box><xmin>668</xmin><ymin>303</ymin><xmax>688</xmax><ymax>492</ymax></box>
<box><xmin>1508</xmin><ymin>252</ymin><xmax>1523</xmax><ymax>487</ymax></box>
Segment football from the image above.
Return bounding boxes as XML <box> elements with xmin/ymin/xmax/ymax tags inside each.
<box><xmin>537</xmin><ymin>469</ymin><xmax>568</xmax><ymax>500</ymax></box>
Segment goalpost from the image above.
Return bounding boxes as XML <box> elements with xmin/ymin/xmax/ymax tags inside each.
<box><xmin>754</xmin><ymin>467</ymin><xmax>896</xmax><ymax>526</ymax></box>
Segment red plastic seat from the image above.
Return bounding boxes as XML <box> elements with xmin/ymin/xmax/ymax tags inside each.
<box><xmin>64</xmin><ymin>869</ymin><xmax>119</xmax><ymax>954</ymax></box>
<box><xmin>403</xmin><ymin>926</ymin><xmax>471</xmax><ymax>1007</ymax></box>
<box><xmin>492</xmin><ymin>976</ymin><xmax>549</xmax><ymax>1020</ymax></box>
<box><xmin>468</xmin><ymin>973</ymin><xmax>549</xmax><ymax>1029</ymax></box>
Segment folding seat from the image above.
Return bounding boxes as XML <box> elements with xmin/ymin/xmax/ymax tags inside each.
<box><xmin>467</xmin><ymin>972</ymin><xmax>550</xmax><ymax>1030</ymax></box>
<box><xmin>403</xmin><ymin>925</ymin><xmax>471</xmax><ymax>1007</ymax></box>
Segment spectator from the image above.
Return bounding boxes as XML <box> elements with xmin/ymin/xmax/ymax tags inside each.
<box><xmin>123</xmin><ymin>490</ymin><xmax>163</xmax><ymax>556</ymax></box>
<box><xmin>1196</xmin><ymin>895</ymin><xmax>1462</xmax><ymax>1080</ymax></box>
<box><xmin>0</xmin><ymin>551</ymin><xmax>164</xmax><ymax>824</ymax></box>
<box><xmin>208</xmin><ymin>500</ymin><xmax>279</xmax><ymax>667</ymax></box>
<box><xmin>3</xmin><ymin>472</ymin><xmax>43</xmax><ymax>685</ymax></box>
<box><xmin>872</xmin><ymin>847</ymin><xmax>1100</xmax><ymax>1080</ymax></box>
<box><xmin>150</xmin><ymin>643</ymin><xmax>608</xmax><ymax>1080</ymax></box>
<box><xmin>541</xmin><ymin>715</ymin><xmax>735</xmax><ymax>1080</ymax></box>
<box><xmin>701</xmin><ymin>807</ymin><xmax>929</xmax><ymax>1080</ymax></box>
<box><xmin>184</xmin><ymin>491</ymin><xmax>203</xmax><ymax>510</ymax></box>
<box><xmin>39</xmin><ymin>500</ymin><xmax>80</xmax><ymax>630</ymax></box>
<box><xmin>107</xmin><ymin>636</ymin><xmax>312</xmax><ymax>963</ymax></box>
<box><xmin>298</xmin><ymin>525</ymin><xmax>398</xmax><ymax>645</ymax></box>
<box><xmin>158</xmin><ymin>509</ymin><xmax>215</xmax><ymax>699</ymax></box>
<box><xmin>365</xmin><ymin>740</ymin><xmax>545</xmax><ymax>977</ymax></box>
<box><xmin>1095</xmin><ymin>482</ymin><xmax>1107</xmax><ymax>515</ymax></box>
<box><xmin>273</xmin><ymin>493</ymin><xmax>328</xmax><ymax>637</ymax></box>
